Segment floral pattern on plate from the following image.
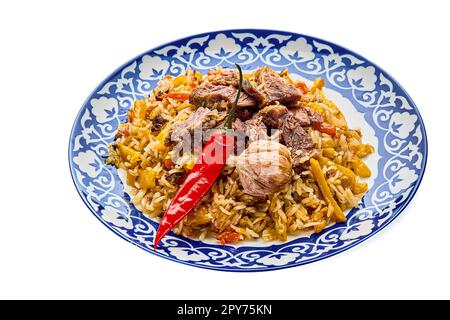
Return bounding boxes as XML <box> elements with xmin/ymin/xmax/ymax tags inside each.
<box><xmin>69</xmin><ymin>29</ymin><xmax>427</xmax><ymax>271</ymax></box>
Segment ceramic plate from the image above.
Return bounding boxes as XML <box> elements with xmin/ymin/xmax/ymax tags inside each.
<box><xmin>69</xmin><ymin>29</ymin><xmax>427</xmax><ymax>271</ymax></box>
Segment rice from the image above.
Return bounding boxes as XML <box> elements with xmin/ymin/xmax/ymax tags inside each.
<box><xmin>106</xmin><ymin>67</ymin><xmax>374</xmax><ymax>244</ymax></box>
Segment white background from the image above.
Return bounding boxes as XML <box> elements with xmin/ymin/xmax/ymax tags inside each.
<box><xmin>0</xmin><ymin>0</ymin><xmax>449</xmax><ymax>300</ymax></box>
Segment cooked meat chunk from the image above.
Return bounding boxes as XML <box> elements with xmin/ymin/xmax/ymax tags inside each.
<box><xmin>243</xmin><ymin>79</ymin><xmax>265</xmax><ymax>102</ymax></box>
<box><xmin>190</xmin><ymin>83</ymin><xmax>257</xmax><ymax>109</ymax></box>
<box><xmin>167</xmin><ymin>108</ymin><xmax>226</xmax><ymax>162</ymax></box>
<box><xmin>232</xmin><ymin>118</ymin><xmax>247</xmax><ymax>156</ymax></box>
<box><xmin>280</xmin><ymin>113</ymin><xmax>315</xmax><ymax>166</ymax></box>
<box><xmin>306</xmin><ymin>107</ymin><xmax>324</xmax><ymax>124</ymax></box>
<box><xmin>189</xmin><ymin>83</ymin><xmax>233</xmax><ymax>109</ymax></box>
<box><xmin>259</xmin><ymin>105</ymin><xmax>288</xmax><ymax>128</ymax></box>
<box><xmin>244</xmin><ymin>67</ymin><xmax>302</xmax><ymax>107</ymax></box>
<box><xmin>233</xmin><ymin>116</ymin><xmax>269</xmax><ymax>146</ymax></box>
<box><xmin>259</xmin><ymin>105</ymin><xmax>323</xmax><ymax>129</ymax></box>
<box><xmin>290</xmin><ymin>107</ymin><xmax>310</xmax><ymax>126</ymax></box>
<box><xmin>207</xmin><ymin>69</ymin><xmax>239</xmax><ymax>87</ymax></box>
<box><xmin>150</xmin><ymin>114</ymin><xmax>168</xmax><ymax>133</ymax></box>
<box><xmin>169</xmin><ymin>107</ymin><xmax>225</xmax><ymax>143</ymax></box>
<box><xmin>236</xmin><ymin>91</ymin><xmax>258</xmax><ymax>108</ymax></box>
<box><xmin>232</xmin><ymin>118</ymin><xmax>246</xmax><ymax>132</ymax></box>
<box><xmin>235</xmin><ymin>107</ymin><xmax>256</xmax><ymax>121</ymax></box>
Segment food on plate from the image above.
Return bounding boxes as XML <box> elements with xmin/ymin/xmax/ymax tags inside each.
<box><xmin>107</xmin><ymin>64</ymin><xmax>374</xmax><ymax>246</ymax></box>
<box><xmin>152</xmin><ymin>65</ymin><xmax>243</xmax><ymax>248</ymax></box>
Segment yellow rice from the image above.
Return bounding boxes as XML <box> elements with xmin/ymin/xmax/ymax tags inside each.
<box><xmin>107</xmin><ymin>68</ymin><xmax>374</xmax><ymax>244</ymax></box>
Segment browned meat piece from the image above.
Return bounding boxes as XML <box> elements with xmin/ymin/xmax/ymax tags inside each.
<box><xmin>232</xmin><ymin>118</ymin><xmax>248</xmax><ymax>156</ymax></box>
<box><xmin>189</xmin><ymin>83</ymin><xmax>233</xmax><ymax>109</ymax></box>
<box><xmin>237</xmin><ymin>92</ymin><xmax>258</xmax><ymax>108</ymax></box>
<box><xmin>150</xmin><ymin>114</ymin><xmax>168</xmax><ymax>133</ymax></box>
<box><xmin>280</xmin><ymin>113</ymin><xmax>315</xmax><ymax>167</ymax></box>
<box><xmin>207</xmin><ymin>69</ymin><xmax>238</xmax><ymax>87</ymax></box>
<box><xmin>235</xmin><ymin>107</ymin><xmax>256</xmax><ymax>121</ymax></box>
<box><xmin>290</xmin><ymin>107</ymin><xmax>310</xmax><ymax>126</ymax></box>
<box><xmin>232</xmin><ymin>118</ymin><xmax>246</xmax><ymax>132</ymax></box>
<box><xmin>243</xmin><ymin>116</ymin><xmax>269</xmax><ymax>144</ymax></box>
<box><xmin>190</xmin><ymin>83</ymin><xmax>257</xmax><ymax>109</ymax></box>
<box><xmin>233</xmin><ymin>116</ymin><xmax>269</xmax><ymax>147</ymax></box>
<box><xmin>244</xmin><ymin>67</ymin><xmax>302</xmax><ymax>107</ymax></box>
<box><xmin>259</xmin><ymin>105</ymin><xmax>288</xmax><ymax>128</ymax></box>
<box><xmin>306</xmin><ymin>107</ymin><xmax>324</xmax><ymax>124</ymax></box>
<box><xmin>169</xmin><ymin>107</ymin><xmax>225</xmax><ymax>143</ymax></box>
<box><xmin>170</xmin><ymin>107</ymin><xmax>209</xmax><ymax>142</ymax></box>
<box><xmin>243</xmin><ymin>79</ymin><xmax>265</xmax><ymax>102</ymax></box>
<box><xmin>259</xmin><ymin>105</ymin><xmax>322</xmax><ymax>129</ymax></box>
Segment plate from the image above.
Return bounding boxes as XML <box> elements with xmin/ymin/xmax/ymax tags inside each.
<box><xmin>69</xmin><ymin>29</ymin><xmax>427</xmax><ymax>271</ymax></box>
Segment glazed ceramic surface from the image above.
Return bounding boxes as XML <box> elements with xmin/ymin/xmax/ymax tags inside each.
<box><xmin>69</xmin><ymin>29</ymin><xmax>427</xmax><ymax>271</ymax></box>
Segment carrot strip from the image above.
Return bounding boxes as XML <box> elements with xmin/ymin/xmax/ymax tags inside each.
<box><xmin>161</xmin><ymin>92</ymin><xmax>190</xmax><ymax>101</ymax></box>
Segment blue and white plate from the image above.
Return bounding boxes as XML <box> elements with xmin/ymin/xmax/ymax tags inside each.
<box><xmin>69</xmin><ymin>29</ymin><xmax>427</xmax><ymax>271</ymax></box>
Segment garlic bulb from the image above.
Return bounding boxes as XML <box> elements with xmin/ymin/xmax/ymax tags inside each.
<box><xmin>236</xmin><ymin>140</ymin><xmax>293</xmax><ymax>197</ymax></box>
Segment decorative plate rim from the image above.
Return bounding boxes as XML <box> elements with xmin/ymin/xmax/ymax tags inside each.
<box><xmin>68</xmin><ymin>28</ymin><xmax>428</xmax><ymax>272</ymax></box>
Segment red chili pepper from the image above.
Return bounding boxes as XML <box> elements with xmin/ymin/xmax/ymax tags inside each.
<box><xmin>153</xmin><ymin>64</ymin><xmax>244</xmax><ymax>249</ymax></box>
<box><xmin>153</xmin><ymin>132</ymin><xmax>234</xmax><ymax>248</ymax></box>
<box><xmin>313</xmin><ymin>122</ymin><xmax>337</xmax><ymax>137</ymax></box>
<box><xmin>161</xmin><ymin>92</ymin><xmax>190</xmax><ymax>101</ymax></box>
